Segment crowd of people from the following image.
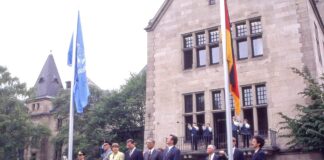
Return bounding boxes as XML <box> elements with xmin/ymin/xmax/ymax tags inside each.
<box><xmin>187</xmin><ymin>116</ymin><xmax>252</xmax><ymax>150</ymax></box>
<box><xmin>74</xmin><ymin>134</ymin><xmax>265</xmax><ymax>160</ymax></box>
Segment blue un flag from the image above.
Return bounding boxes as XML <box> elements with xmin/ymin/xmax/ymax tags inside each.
<box><xmin>68</xmin><ymin>11</ymin><xmax>90</xmax><ymax>113</ymax></box>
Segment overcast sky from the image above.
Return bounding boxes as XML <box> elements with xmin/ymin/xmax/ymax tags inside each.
<box><xmin>0</xmin><ymin>0</ymin><xmax>164</xmax><ymax>90</ymax></box>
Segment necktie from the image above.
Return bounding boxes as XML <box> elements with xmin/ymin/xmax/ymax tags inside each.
<box><xmin>208</xmin><ymin>155</ymin><xmax>211</xmax><ymax>160</ymax></box>
<box><xmin>148</xmin><ymin>150</ymin><xmax>152</xmax><ymax>160</ymax></box>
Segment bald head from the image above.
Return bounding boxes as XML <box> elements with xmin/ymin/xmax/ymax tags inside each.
<box><xmin>206</xmin><ymin>145</ymin><xmax>216</xmax><ymax>154</ymax></box>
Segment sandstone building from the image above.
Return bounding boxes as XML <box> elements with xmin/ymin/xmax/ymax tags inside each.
<box><xmin>144</xmin><ymin>0</ymin><xmax>324</xmax><ymax>159</ymax></box>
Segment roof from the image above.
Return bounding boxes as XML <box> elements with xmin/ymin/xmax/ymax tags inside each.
<box><xmin>34</xmin><ymin>54</ymin><xmax>63</xmax><ymax>98</ymax></box>
<box><xmin>145</xmin><ymin>0</ymin><xmax>173</xmax><ymax>32</ymax></box>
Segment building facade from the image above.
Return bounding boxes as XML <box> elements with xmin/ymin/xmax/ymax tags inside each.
<box><xmin>24</xmin><ymin>54</ymin><xmax>64</xmax><ymax>160</ymax></box>
<box><xmin>144</xmin><ymin>0</ymin><xmax>324</xmax><ymax>159</ymax></box>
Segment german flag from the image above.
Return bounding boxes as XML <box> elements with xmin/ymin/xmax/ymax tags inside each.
<box><xmin>224</xmin><ymin>0</ymin><xmax>240</xmax><ymax>116</ymax></box>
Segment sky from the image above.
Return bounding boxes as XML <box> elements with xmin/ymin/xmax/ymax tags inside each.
<box><xmin>0</xmin><ymin>0</ymin><xmax>165</xmax><ymax>90</ymax></box>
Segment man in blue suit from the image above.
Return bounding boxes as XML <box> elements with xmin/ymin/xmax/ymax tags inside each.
<box><xmin>144</xmin><ymin>138</ymin><xmax>162</xmax><ymax>160</ymax></box>
<box><xmin>188</xmin><ymin>123</ymin><xmax>199</xmax><ymax>150</ymax></box>
<box><xmin>232</xmin><ymin>137</ymin><xmax>244</xmax><ymax>160</ymax></box>
<box><xmin>125</xmin><ymin>139</ymin><xmax>144</xmax><ymax>160</ymax></box>
<box><xmin>251</xmin><ymin>136</ymin><xmax>265</xmax><ymax>160</ymax></box>
<box><xmin>162</xmin><ymin>134</ymin><xmax>181</xmax><ymax>160</ymax></box>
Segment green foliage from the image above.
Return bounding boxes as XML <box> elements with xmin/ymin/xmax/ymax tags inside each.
<box><xmin>0</xmin><ymin>66</ymin><xmax>50</xmax><ymax>159</ymax></box>
<box><xmin>279</xmin><ymin>67</ymin><xmax>324</xmax><ymax>151</ymax></box>
<box><xmin>53</xmin><ymin>71</ymin><xmax>146</xmax><ymax>158</ymax></box>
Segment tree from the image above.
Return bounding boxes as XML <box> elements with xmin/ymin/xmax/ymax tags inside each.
<box><xmin>279</xmin><ymin>67</ymin><xmax>324</xmax><ymax>151</ymax></box>
<box><xmin>0</xmin><ymin>66</ymin><xmax>50</xmax><ymax>160</ymax></box>
<box><xmin>53</xmin><ymin>71</ymin><xmax>146</xmax><ymax>158</ymax></box>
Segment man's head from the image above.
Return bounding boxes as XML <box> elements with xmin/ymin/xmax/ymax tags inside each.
<box><xmin>146</xmin><ymin>138</ymin><xmax>155</xmax><ymax>150</ymax></box>
<box><xmin>111</xmin><ymin>143</ymin><xmax>120</xmax><ymax>153</ymax></box>
<box><xmin>77</xmin><ymin>150</ymin><xmax>86</xmax><ymax>160</ymax></box>
<box><xmin>102</xmin><ymin>142</ymin><xmax>111</xmax><ymax>151</ymax></box>
<box><xmin>252</xmin><ymin>135</ymin><xmax>265</xmax><ymax>149</ymax></box>
<box><xmin>166</xmin><ymin>134</ymin><xmax>178</xmax><ymax>146</ymax></box>
<box><xmin>232</xmin><ymin>137</ymin><xmax>237</xmax><ymax>147</ymax></box>
<box><xmin>206</xmin><ymin>145</ymin><xmax>215</xmax><ymax>154</ymax></box>
<box><xmin>126</xmin><ymin>139</ymin><xmax>136</xmax><ymax>150</ymax></box>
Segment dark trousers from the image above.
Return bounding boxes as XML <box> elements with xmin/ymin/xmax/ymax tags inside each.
<box><xmin>242</xmin><ymin>134</ymin><xmax>250</xmax><ymax>148</ymax></box>
<box><xmin>191</xmin><ymin>136</ymin><xmax>198</xmax><ymax>150</ymax></box>
<box><xmin>204</xmin><ymin>136</ymin><xmax>212</xmax><ymax>148</ymax></box>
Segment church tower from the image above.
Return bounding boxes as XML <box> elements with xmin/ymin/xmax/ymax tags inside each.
<box><xmin>25</xmin><ymin>54</ymin><xmax>63</xmax><ymax>160</ymax></box>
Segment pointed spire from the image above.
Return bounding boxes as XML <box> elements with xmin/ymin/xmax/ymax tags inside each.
<box><xmin>34</xmin><ymin>54</ymin><xmax>63</xmax><ymax>98</ymax></box>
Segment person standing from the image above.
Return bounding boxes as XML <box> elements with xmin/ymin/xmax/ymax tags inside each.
<box><xmin>77</xmin><ymin>151</ymin><xmax>86</xmax><ymax>160</ymax></box>
<box><xmin>251</xmin><ymin>136</ymin><xmax>266</xmax><ymax>160</ymax></box>
<box><xmin>162</xmin><ymin>134</ymin><xmax>181</xmax><ymax>160</ymax></box>
<box><xmin>125</xmin><ymin>139</ymin><xmax>144</xmax><ymax>160</ymax></box>
<box><xmin>187</xmin><ymin>123</ymin><xmax>199</xmax><ymax>150</ymax></box>
<box><xmin>241</xmin><ymin>119</ymin><xmax>251</xmax><ymax>148</ymax></box>
<box><xmin>206</xmin><ymin>145</ymin><xmax>219</xmax><ymax>160</ymax></box>
<box><xmin>109</xmin><ymin>143</ymin><xmax>125</xmax><ymax>160</ymax></box>
<box><xmin>232</xmin><ymin>117</ymin><xmax>240</xmax><ymax>147</ymax></box>
<box><xmin>101</xmin><ymin>142</ymin><xmax>112</xmax><ymax>160</ymax></box>
<box><xmin>203</xmin><ymin>123</ymin><xmax>213</xmax><ymax>148</ymax></box>
<box><xmin>232</xmin><ymin>137</ymin><xmax>244</xmax><ymax>160</ymax></box>
<box><xmin>144</xmin><ymin>138</ymin><xmax>162</xmax><ymax>160</ymax></box>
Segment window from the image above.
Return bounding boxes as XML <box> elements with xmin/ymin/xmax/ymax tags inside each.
<box><xmin>256</xmin><ymin>84</ymin><xmax>267</xmax><ymax>105</ymax></box>
<box><xmin>196</xmin><ymin>93</ymin><xmax>205</xmax><ymax>112</ymax></box>
<box><xmin>197</xmin><ymin>48</ymin><xmax>207</xmax><ymax>67</ymax></box>
<box><xmin>252</xmin><ymin>37</ymin><xmax>263</xmax><ymax>57</ymax></box>
<box><xmin>36</xmin><ymin>103</ymin><xmax>40</xmax><ymax>110</ymax></box>
<box><xmin>196</xmin><ymin>33</ymin><xmax>205</xmax><ymax>46</ymax></box>
<box><xmin>315</xmin><ymin>23</ymin><xmax>322</xmax><ymax>65</ymax></box>
<box><xmin>184</xmin><ymin>35</ymin><xmax>193</xmax><ymax>48</ymax></box>
<box><xmin>57</xmin><ymin>119</ymin><xmax>63</xmax><ymax>130</ymax></box>
<box><xmin>236</xmin><ymin>23</ymin><xmax>247</xmax><ymax>37</ymax></box>
<box><xmin>212</xmin><ymin>91</ymin><xmax>222</xmax><ymax>110</ymax></box>
<box><xmin>209</xmin><ymin>0</ymin><xmax>216</xmax><ymax>5</ymax></box>
<box><xmin>242</xmin><ymin>86</ymin><xmax>252</xmax><ymax>106</ymax></box>
<box><xmin>210</xmin><ymin>46</ymin><xmax>220</xmax><ymax>64</ymax></box>
<box><xmin>230</xmin><ymin>94</ymin><xmax>234</xmax><ymax>109</ymax></box>
<box><xmin>184</xmin><ymin>95</ymin><xmax>193</xmax><ymax>113</ymax></box>
<box><xmin>236</xmin><ymin>23</ymin><xmax>248</xmax><ymax>59</ymax></box>
<box><xmin>183</xmin><ymin>35</ymin><xmax>193</xmax><ymax>70</ymax></box>
<box><xmin>237</xmin><ymin>40</ymin><xmax>248</xmax><ymax>59</ymax></box>
<box><xmin>251</xmin><ymin>20</ymin><xmax>263</xmax><ymax>57</ymax></box>
<box><xmin>32</xmin><ymin>104</ymin><xmax>36</xmax><ymax>111</ymax></box>
<box><xmin>257</xmin><ymin>107</ymin><xmax>269</xmax><ymax>137</ymax></box>
<box><xmin>210</xmin><ymin>30</ymin><xmax>220</xmax><ymax>65</ymax></box>
<box><xmin>209</xmin><ymin>30</ymin><xmax>219</xmax><ymax>43</ymax></box>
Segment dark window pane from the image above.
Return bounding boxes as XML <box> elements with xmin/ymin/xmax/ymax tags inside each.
<box><xmin>197</xmin><ymin>33</ymin><xmax>206</xmax><ymax>46</ymax></box>
<box><xmin>196</xmin><ymin>93</ymin><xmax>205</xmax><ymax>112</ymax></box>
<box><xmin>251</xmin><ymin>20</ymin><xmax>262</xmax><ymax>34</ymax></box>
<box><xmin>210</xmin><ymin>46</ymin><xmax>220</xmax><ymax>64</ymax></box>
<box><xmin>185</xmin><ymin>115</ymin><xmax>193</xmax><ymax>141</ymax></box>
<box><xmin>212</xmin><ymin>91</ymin><xmax>222</xmax><ymax>110</ymax></box>
<box><xmin>184</xmin><ymin>36</ymin><xmax>193</xmax><ymax>48</ymax></box>
<box><xmin>209</xmin><ymin>30</ymin><xmax>219</xmax><ymax>43</ymax></box>
<box><xmin>236</xmin><ymin>23</ymin><xmax>247</xmax><ymax>37</ymax></box>
<box><xmin>197</xmin><ymin>49</ymin><xmax>206</xmax><ymax>67</ymax></box>
<box><xmin>243</xmin><ymin>108</ymin><xmax>254</xmax><ymax>136</ymax></box>
<box><xmin>197</xmin><ymin>114</ymin><xmax>205</xmax><ymax>136</ymax></box>
<box><xmin>184</xmin><ymin>95</ymin><xmax>193</xmax><ymax>113</ymax></box>
<box><xmin>252</xmin><ymin>37</ymin><xmax>263</xmax><ymax>57</ymax></box>
<box><xmin>184</xmin><ymin>50</ymin><xmax>193</xmax><ymax>69</ymax></box>
<box><xmin>257</xmin><ymin>107</ymin><xmax>268</xmax><ymax>137</ymax></box>
<box><xmin>256</xmin><ymin>84</ymin><xmax>267</xmax><ymax>105</ymax></box>
<box><xmin>230</xmin><ymin>94</ymin><xmax>234</xmax><ymax>109</ymax></box>
<box><xmin>238</xmin><ymin>40</ymin><xmax>248</xmax><ymax>59</ymax></box>
<box><xmin>209</xmin><ymin>0</ymin><xmax>215</xmax><ymax>5</ymax></box>
<box><xmin>242</xmin><ymin>86</ymin><xmax>252</xmax><ymax>106</ymax></box>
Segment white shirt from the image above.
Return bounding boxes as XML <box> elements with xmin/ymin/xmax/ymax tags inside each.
<box><xmin>129</xmin><ymin>147</ymin><xmax>136</xmax><ymax>156</ymax></box>
<box><xmin>168</xmin><ymin>145</ymin><xmax>174</xmax><ymax>152</ymax></box>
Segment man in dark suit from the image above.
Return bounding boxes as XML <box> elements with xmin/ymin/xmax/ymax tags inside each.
<box><xmin>251</xmin><ymin>136</ymin><xmax>265</xmax><ymax>160</ymax></box>
<box><xmin>206</xmin><ymin>145</ymin><xmax>219</xmax><ymax>160</ymax></box>
<box><xmin>187</xmin><ymin>123</ymin><xmax>198</xmax><ymax>150</ymax></box>
<box><xmin>144</xmin><ymin>138</ymin><xmax>162</xmax><ymax>160</ymax></box>
<box><xmin>162</xmin><ymin>134</ymin><xmax>181</xmax><ymax>160</ymax></box>
<box><xmin>232</xmin><ymin>137</ymin><xmax>244</xmax><ymax>160</ymax></box>
<box><xmin>125</xmin><ymin>139</ymin><xmax>144</xmax><ymax>160</ymax></box>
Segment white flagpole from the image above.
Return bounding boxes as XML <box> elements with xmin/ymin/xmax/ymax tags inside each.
<box><xmin>68</xmin><ymin>11</ymin><xmax>79</xmax><ymax>160</ymax></box>
<box><xmin>220</xmin><ymin>0</ymin><xmax>234</xmax><ymax>159</ymax></box>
